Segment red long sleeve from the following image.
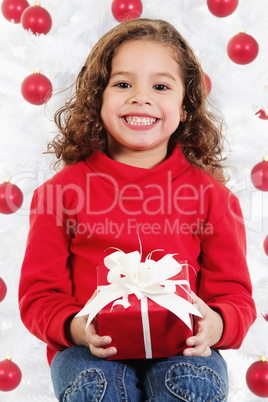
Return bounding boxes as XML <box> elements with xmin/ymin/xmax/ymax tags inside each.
<box><xmin>19</xmin><ymin>145</ymin><xmax>256</xmax><ymax>365</ymax></box>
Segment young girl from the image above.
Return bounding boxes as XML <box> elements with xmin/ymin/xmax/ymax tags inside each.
<box><xmin>19</xmin><ymin>19</ymin><xmax>256</xmax><ymax>401</ymax></box>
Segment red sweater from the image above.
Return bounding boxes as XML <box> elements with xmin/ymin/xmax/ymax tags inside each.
<box><xmin>19</xmin><ymin>144</ymin><xmax>256</xmax><ymax>366</ymax></box>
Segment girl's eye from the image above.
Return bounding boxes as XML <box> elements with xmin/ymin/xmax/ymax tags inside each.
<box><xmin>154</xmin><ymin>84</ymin><xmax>169</xmax><ymax>91</ymax></box>
<box><xmin>115</xmin><ymin>82</ymin><xmax>131</xmax><ymax>89</ymax></box>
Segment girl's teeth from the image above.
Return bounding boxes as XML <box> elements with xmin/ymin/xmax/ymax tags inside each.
<box><xmin>125</xmin><ymin>116</ymin><xmax>156</xmax><ymax>125</ymax></box>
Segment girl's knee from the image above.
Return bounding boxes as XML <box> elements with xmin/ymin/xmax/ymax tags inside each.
<box><xmin>165</xmin><ymin>362</ymin><xmax>227</xmax><ymax>401</ymax></box>
<box><xmin>62</xmin><ymin>368</ymin><xmax>106</xmax><ymax>402</ymax></box>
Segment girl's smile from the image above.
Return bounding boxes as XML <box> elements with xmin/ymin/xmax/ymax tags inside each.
<box><xmin>122</xmin><ymin>114</ymin><xmax>158</xmax><ymax>129</ymax></box>
<box><xmin>101</xmin><ymin>40</ymin><xmax>186</xmax><ymax>168</ymax></box>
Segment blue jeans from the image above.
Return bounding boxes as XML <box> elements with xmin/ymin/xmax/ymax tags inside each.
<box><xmin>51</xmin><ymin>345</ymin><xmax>228</xmax><ymax>401</ymax></box>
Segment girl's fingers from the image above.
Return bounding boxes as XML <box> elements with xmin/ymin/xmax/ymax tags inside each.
<box><xmin>88</xmin><ymin>333</ymin><xmax>112</xmax><ymax>348</ymax></box>
<box><xmin>183</xmin><ymin>342</ymin><xmax>211</xmax><ymax>357</ymax></box>
<box><xmin>88</xmin><ymin>334</ymin><xmax>117</xmax><ymax>358</ymax></box>
<box><xmin>86</xmin><ymin>321</ymin><xmax>117</xmax><ymax>358</ymax></box>
<box><xmin>90</xmin><ymin>344</ymin><xmax>117</xmax><ymax>358</ymax></box>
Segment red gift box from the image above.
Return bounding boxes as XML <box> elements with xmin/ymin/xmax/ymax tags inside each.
<box><xmin>97</xmin><ymin>263</ymin><xmax>195</xmax><ymax>360</ymax></box>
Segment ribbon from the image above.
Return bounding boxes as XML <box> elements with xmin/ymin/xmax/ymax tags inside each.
<box><xmin>76</xmin><ymin>250</ymin><xmax>202</xmax><ymax>358</ymax></box>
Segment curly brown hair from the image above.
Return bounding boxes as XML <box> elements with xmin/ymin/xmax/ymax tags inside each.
<box><xmin>48</xmin><ymin>18</ymin><xmax>226</xmax><ymax>179</ymax></box>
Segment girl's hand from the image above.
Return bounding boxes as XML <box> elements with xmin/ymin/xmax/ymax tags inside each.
<box><xmin>66</xmin><ymin>293</ymin><xmax>117</xmax><ymax>359</ymax></box>
<box><xmin>183</xmin><ymin>292</ymin><xmax>224</xmax><ymax>357</ymax></box>
<box><xmin>81</xmin><ymin>315</ymin><xmax>117</xmax><ymax>359</ymax></box>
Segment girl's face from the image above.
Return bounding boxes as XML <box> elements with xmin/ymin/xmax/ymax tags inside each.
<box><xmin>101</xmin><ymin>40</ymin><xmax>185</xmax><ymax>167</ymax></box>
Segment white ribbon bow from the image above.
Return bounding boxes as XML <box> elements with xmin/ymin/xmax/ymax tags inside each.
<box><xmin>76</xmin><ymin>250</ymin><xmax>202</xmax><ymax>358</ymax></box>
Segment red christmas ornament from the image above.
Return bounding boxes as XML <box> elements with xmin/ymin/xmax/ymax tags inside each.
<box><xmin>21</xmin><ymin>70</ymin><xmax>53</xmax><ymax>105</ymax></box>
<box><xmin>1</xmin><ymin>0</ymin><xmax>29</xmax><ymax>23</ymax></box>
<box><xmin>0</xmin><ymin>278</ymin><xmax>7</xmax><ymax>302</ymax></box>
<box><xmin>264</xmin><ymin>235</ymin><xmax>268</xmax><ymax>256</ymax></box>
<box><xmin>112</xmin><ymin>0</ymin><xmax>143</xmax><ymax>22</ymax></box>
<box><xmin>246</xmin><ymin>357</ymin><xmax>268</xmax><ymax>397</ymax></box>
<box><xmin>0</xmin><ymin>357</ymin><xmax>22</xmax><ymax>392</ymax></box>
<box><xmin>204</xmin><ymin>73</ymin><xmax>212</xmax><ymax>96</ymax></box>
<box><xmin>255</xmin><ymin>108</ymin><xmax>268</xmax><ymax>120</ymax></box>
<box><xmin>207</xmin><ymin>0</ymin><xmax>238</xmax><ymax>17</ymax></box>
<box><xmin>251</xmin><ymin>157</ymin><xmax>268</xmax><ymax>191</ymax></box>
<box><xmin>227</xmin><ymin>32</ymin><xmax>259</xmax><ymax>65</ymax></box>
<box><xmin>0</xmin><ymin>179</ymin><xmax>23</xmax><ymax>214</ymax></box>
<box><xmin>21</xmin><ymin>2</ymin><xmax>52</xmax><ymax>35</ymax></box>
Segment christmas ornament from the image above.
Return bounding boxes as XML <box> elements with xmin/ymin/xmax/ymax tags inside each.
<box><xmin>246</xmin><ymin>356</ymin><xmax>268</xmax><ymax>397</ymax></box>
<box><xmin>207</xmin><ymin>0</ymin><xmax>238</xmax><ymax>17</ymax></box>
<box><xmin>1</xmin><ymin>0</ymin><xmax>29</xmax><ymax>23</ymax></box>
<box><xmin>0</xmin><ymin>357</ymin><xmax>22</xmax><ymax>392</ymax></box>
<box><xmin>255</xmin><ymin>109</ymin><xmax>268</xmax><ymax>120</ymax></box>
<box><xmin>0</xmin><ymin>179</ymin><xmax>23</xmax><ymax>214</ymax></box>
<box><xmin>112</xmin><ymin>0</ymin><xmax>143</xmax><ymax>22</ymax></box>
<box><xmin>21</xmin><ymin>70</ymin><xmax>53</xmax><ymax>105</ymax></box>
<box><xmin>21</xmin><ymin>2</ymin><xmax>52</xmax><ymax>35</ymax></box>
<box><xmin>264</xmin><ymin>235</ymin><xmax>268</xmax><ymax>256</ymax></box>
<box><xmin>0</xmin><ymin>278</ymin><xmax>7</xmax><ymax>302</ymax></box>
<box><xmin>204</xmin><ymin>73</ymin><xmax>212</xmax><ymax>96</ymax></box>
<box><xmin>251</xmin><ymin>157</ymin><xmax>268</xmax><ymax>191</ymax></box>
<box><xmin>227</xmin><ymin>32</ymin><xmax>259</xmax><ymax>65</ymax></box>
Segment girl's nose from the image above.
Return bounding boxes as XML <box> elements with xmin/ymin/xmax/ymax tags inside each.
<box><xmin>128</xmin><ymin>88</ymin><xmax>152</xmax><ymax>105</ymax></box>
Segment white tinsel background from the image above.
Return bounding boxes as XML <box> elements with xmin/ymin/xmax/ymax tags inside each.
<box><xmin>0</xmin><ymin>0</ymin><xmax>267</xmax><ymax>401</ymax></box>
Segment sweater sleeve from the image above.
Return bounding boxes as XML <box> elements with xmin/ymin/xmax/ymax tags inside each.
<box><xmin>198</xmin><ymin>194</ymin><xmax>257</xmax><ymax>349</ymax></box>
<box><xmin>18</xmin><ymin>184</ymin><xmax>83</xmax><ymax>352</ymax></box>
